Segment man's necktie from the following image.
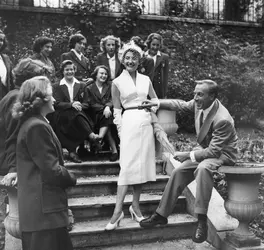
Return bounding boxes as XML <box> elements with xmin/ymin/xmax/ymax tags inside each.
<box><xmin>199</xmin><ymin>111</ymin><xmax>204</xmax><ymax>130</ymax></box>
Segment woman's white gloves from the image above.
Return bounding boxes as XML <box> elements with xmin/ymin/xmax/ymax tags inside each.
<box><xmin>150</xmin><ymin>98</ymin><xmax>160</xmax><ymax>113</ymax></box>
<box><xmin>113</xmin><ymin>108</ymin><xmax>122</xmax><ymax>138</ymax></box>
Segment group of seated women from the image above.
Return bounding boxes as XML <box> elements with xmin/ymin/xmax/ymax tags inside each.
<box><xmin>0</xmin><ymin>30</ymin><xmax>169</xmax><ymax>163</ymax></box>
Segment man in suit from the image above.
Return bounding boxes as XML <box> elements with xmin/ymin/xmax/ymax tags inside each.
<box><xmin>140</xmin><ymin>80</ymin><xmax>238</xmax><ymax>243</ymax></box>
<box><xmin>61</xmin><ymin>33</ymin><xmax>91</xmax><ymax>83</ymax></box>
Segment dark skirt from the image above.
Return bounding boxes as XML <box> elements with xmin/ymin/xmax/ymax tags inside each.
<box><xmin>51</xmin><ymin>109</ymin><xmax>94</xmax><ymax>152</ymax></box>
<box><xmin>22</xmin><ymin>227</ymin><xmax>73</xmax><ymax>250</ymax></box>
<box><xmin>94</xmin><ymin>111</ymin><xmax>112</xmax><ymax>130</ymax></box>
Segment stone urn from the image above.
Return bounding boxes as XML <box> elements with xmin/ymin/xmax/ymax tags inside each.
<box><xmin>156</xmin><ymin>108</ymin><xmax>178</xmax><ymax>158</ymax></box>
<box><xmin>218</xmin><ymin>162</ymin><xmax>264</xmax><ymax>249</ymax></box>
<box><xmin>0</xmin><ymin>177</ymin><xmax>21</xmax><ymax>239</ymax></box>
<box><xmin>3</xmin><ymin>186</ymin><xmax>21</xmax><ymax>239</ymax></box>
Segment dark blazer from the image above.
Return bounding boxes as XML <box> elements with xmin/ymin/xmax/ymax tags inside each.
<box><xmin>0</xmin><ymin>53</ymin><xmax>13</xmax><ymax>100</ymax></box>
<box><xmin>160</xmin><ymin>99</ymin><xmax>238</xmax><ymax>165</ymax></box>
<box><xmin>52</xmin><ymin>80</ymin><xmax>93</xmax><ymax>150</ymax></box>
<box><xmin>16</xmin><ymin>115</ymin><xmax>76</xmax><ymax>232</ymax></box>
<box><xmin>151</xmin><ymin>52</ymin><xmax>169</xmax><ymax>99</ymax></box>
<box><xmin>0</xmin><ymin>89</ymin><xmax>19</xmax><ymax>175</ymax></box>
<box><xmin>61</xmin><ymin>51</ymin><xmax>91</xmax><ymax>81</ymax></box>
<box><xmin>86</xmin><ymin>82</ymin><xmax>113</xmax><ymax>128</ymax></box>
<box><xmin>96</xmin><ymin>52</ymin><xmax>122</xmax><ymax>80</ymax></box>
<box><xmin>86</xmin><ymin>82</ymin><xmax>113</xmax><ymax>113</ymax></box>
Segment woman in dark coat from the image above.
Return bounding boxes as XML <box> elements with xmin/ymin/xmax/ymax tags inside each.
<box><xmin>12</xmin><ymin>76</ymin><xmax>76</xmax><ymax>250</ymax></box>
<box><xmin>0</xmin><ymin>30</ymin><xmax>13</xmax><ymax>100</ymax></box>
<box><xmin>52</xmin><ymin>60</ymin><xmax>99</xmax><ymax>163</ymax></box>
<box><xmin>86</xmin><ymin>65</ymin><xmax>118</xmax><ymax>161</ymax></box>
<box><xmin>61</xmin><ymin>33</ymin><xmax>91</xmax><ymax>84</ymax></box>
<box><xmin>0</xmin><ymin>58</ymin><xmax>51</xmax><ymax>186</ymax></box>
<box><xmin>145</xmin><ymin>33</ymin><xmax>169</xmax><ymax>99</ymax></box>
<box><xmin>96</xmin><ymin>35</ymin><xmax>122</xmax><ymax>81</ymax></box>
<box><xmin>30</xmin><ymin>36</ymin><xmax>56</xmax><ymax>84</ymax></box>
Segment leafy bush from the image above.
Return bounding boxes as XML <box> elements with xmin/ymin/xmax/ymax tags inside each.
<box><xmin>9</xmin><ymin>26</ymin><xmax>79</xmax><ymax>69</ymax></box>
<box><xmin>158</xmin><ymin>21</ymin><xmax>264</xmax><ymax>128</ymax></box>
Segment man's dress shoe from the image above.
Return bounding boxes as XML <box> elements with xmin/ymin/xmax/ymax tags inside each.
<box><xmin>139</xmin><ymin>212</ymin><xmax>168</xmax><ymax>228</ymax></box>
<box><xmin>192</xmin><ymin>220</ymin><xmax>208</xmax><ymax>243</ymax></box>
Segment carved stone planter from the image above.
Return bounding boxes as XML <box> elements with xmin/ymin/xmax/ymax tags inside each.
<box><xmin>219</xmin><ymin>163</ymin><xmax>264</xmax><ymax>250</ymax></box>
<box><xmin>156</xmin><ymin>108</ymin><xmax>178</xmax><ymax>158</ymax></box>
<box><xmin>3</xmin><ymin>186</ymin><xmax>21</xmax><ymax>239</ymax></box>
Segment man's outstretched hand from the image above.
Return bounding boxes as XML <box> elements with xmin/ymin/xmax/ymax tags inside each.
<box><xmin>173</xmin><ymin>151</ymin><xmax>190</xmax><ymax>163</ymax></box>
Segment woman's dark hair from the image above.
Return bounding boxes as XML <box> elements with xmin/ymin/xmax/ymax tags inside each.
<box><xmin>0</xmin><ymin>31</ymin><xmax>8</xmax><ymax>53</ymax></box>
<box><xmin>32</xmin><ymin>36</ymin><xmax>54</xmax><ymax>53</ymax></box>
<box><xmin>13</xmin><ymin>58</ymin><xmax>50</xmax><ymax>87</ymax></box>
<box><xmin>91</xmin><ymin>65</ymin><xmax>110</xmax><ymax>82</ymax></box>
<box><xmin>68</xmin><ymin>34</ymin><xmax>86</xmax><ymax>49</ymax></box>
<box><xmin>12</xmin><ymin>76</ymin><xmax>52</xmax><ymax>119</ymax></box>
<box><xmin>145</xmin><ymin>33</ymin><xmax>163</xmax><ymax>49</ymax></box>
<box><xmin>60</xmin><ymin>60</ymin><xmax>76</xmax><ymax>75</ymax></box>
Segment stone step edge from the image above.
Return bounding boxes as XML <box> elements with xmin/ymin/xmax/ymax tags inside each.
<box><xmin>68</xmin><ymin>193</ymin><xmax>185</xmax><ymax>208</ymax></box>
<box><xmin>69</xmin><ymin>213</ymin><xmax>197</xmax><ymax>235</ymax></box>
<box><xmin>65</xmin><ymin>159</ymin><xmax>163</xmax><ymax>168</ymax></box>
<box><xmin>80</xmin><ymin>239</ymin><xmax>217</xmax><ymax>250</ymax></box>
<box><xmin>74</xmin><ymin>174</ymin><xmax>169</xmax><ymax>186</ymax></box>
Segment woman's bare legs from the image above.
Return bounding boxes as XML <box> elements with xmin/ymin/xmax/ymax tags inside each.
<box><xmin>132</xmin><ymin>184</ymin><xmax>143</xmax><ymax>217</ymax></box>
<box><xmin>110</xmin><ymin>185</ymin><xmax>128</xmax><ymax>223</ymax></box>
<box><xmin>98</xmin><ymin>126</ymin><xmax>108</xmax><ymax>140</ymax></box>
<box><xmin>107</xmin><ymin>130</ymin><xmax>118</xmax><ymax>154</ymax></box>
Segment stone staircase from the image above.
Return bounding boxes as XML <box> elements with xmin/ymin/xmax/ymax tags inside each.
<box><xmin>65</xmin><ymin>156</ymin><xmax>216</xmax><ymax>250</ymax></box>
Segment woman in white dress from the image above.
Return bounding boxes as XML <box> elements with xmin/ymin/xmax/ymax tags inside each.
<box><xmin>105</xmin><ymin>42</ymin><xmax>159</xmax><ymax>230</ymax></box>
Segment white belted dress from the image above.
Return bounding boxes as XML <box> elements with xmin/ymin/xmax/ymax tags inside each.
<box><xmin>113</xmin><ymin>70</ymin><xmax>156</xmax><ymax>185</ymax></box>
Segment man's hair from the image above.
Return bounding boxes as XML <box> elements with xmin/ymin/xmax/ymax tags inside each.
<box><xmin>195</xmin><ymin>79</ymin><xmax>218</xmax><ymax>99</ymax></box>
<box><xmin>68</xmin><ymin>33</ymin><xmax>86</xmax><ymax>49</ymax></box>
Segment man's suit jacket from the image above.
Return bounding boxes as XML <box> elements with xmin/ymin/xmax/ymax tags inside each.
<box><xmin>96</xmin><ymin>52</ymin><xmax>122</xmax><ymax>80</ymax></box>
<box><xmin>0</xmin><ymin>53</ymin><xmax>13</xmax><ymax>100</ymax></box>
<box><xmin>152</xmin><ymin>52</ymin><xmax>169</xmax><ymax>99</ymax></box>
<box><xmin>160</xmin><ymin>99</ymin><xmax>238</xmax><ymax>165</ymax></box>
<box><xmin>61</xmin><ymin>51</ymin><xmax>91</xmax><ymax>81</ymax></box>
<box><xmin>0</xmin><ymin>89</ymin><xmax>19</xmax><ymax>175</ymax></box>
<box><xmin>16</xmin><ymin>115</ymin><xmax>76</xmax><ymax>232</ymax></box>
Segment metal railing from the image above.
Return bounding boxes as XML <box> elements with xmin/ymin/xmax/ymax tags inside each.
<box><xmin>0</xmin><ymin>0</ymin><xmax>263</xmax><ymax>23</ymax></box>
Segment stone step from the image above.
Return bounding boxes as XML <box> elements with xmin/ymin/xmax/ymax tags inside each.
<box><xmin>67</xmin><ymin>174</ymin><xmax>169</xmax><ymax>198</ymax></box>
<box><xmin>70</xmin><ymin>213</ymin><xmax>197</xmax><ymax>248</ymax></box>
<box><xmin>65</xmin><ymin>159</ymin><xmax>165</xmax><ymax>177</ymax></box>
<box><xmin>74</xmin><ymin>239</ymin><xmax>216</xmax><ymax>250</ymax></box>
<box><xmin>68</xmin><ymin>193</ymin><xmax>186</xmax><ymax>221</ymax></box>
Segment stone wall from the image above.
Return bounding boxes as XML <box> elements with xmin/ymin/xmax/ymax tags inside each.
<box><xmin>0</xmin><ymin>8</ymin><xmax>263</xmax><ymax>53</ymax></box>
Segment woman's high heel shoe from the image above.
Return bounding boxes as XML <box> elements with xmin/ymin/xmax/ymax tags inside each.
<box><xmin>105</xmin><ymin>211</ymin><xmax>124</xmax><ymax>231</ymax></box>
<box><xmin>129</xmin><ymin>205</ymin><xmax>144</xmax><ymax>222</ymax></box>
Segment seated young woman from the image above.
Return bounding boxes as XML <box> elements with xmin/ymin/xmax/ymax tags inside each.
<box><xmin>86</xmin><ymin>65</ymin><xmax>118</xmax><ymax>162</ymax></box>
<box><xmin>52</xmin><ymin>60</ymin><xmax>100</xmax><ymax>163</ymax></box>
